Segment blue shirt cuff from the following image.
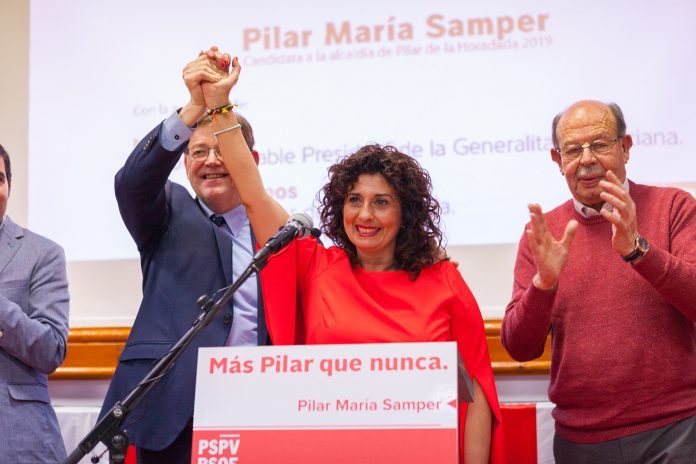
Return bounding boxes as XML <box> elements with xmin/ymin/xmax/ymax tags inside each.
<box><xmin>160</xmin><ymin>111</ymin><xmax>194</xmax><ymax>151</ymax></box>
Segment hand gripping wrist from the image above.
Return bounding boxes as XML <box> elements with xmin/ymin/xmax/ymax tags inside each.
<box><xmin>207</xmin><ymin>102</ymin><xmax>238</xmax><ymax>119</ymax></box>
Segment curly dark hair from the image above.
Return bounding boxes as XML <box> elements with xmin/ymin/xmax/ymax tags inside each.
<box><xmin>319</xmin><ymin>144</ymin><xmax>445</xmax><ymax>279</ymax></box>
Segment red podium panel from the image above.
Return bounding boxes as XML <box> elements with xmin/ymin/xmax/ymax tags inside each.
<box><xmin>192</xmin><ymin>342</ymin><xmax>467</xmax><ymax>464</ymax></box>
<box><xmin>192</xmin><ymin>428</ymin><xmax>456</xmax><ymax>463</ymax></box>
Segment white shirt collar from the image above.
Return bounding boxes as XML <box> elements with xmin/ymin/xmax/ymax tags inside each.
<box><xmin>572</xmin><ymin>179</ymin><xmax>630</xmax><ymax>218</ymax></box>
<box><xmin>198</xmin><ymin>201</ymin><xmax>247</xmax><ymax>237</ymax></box>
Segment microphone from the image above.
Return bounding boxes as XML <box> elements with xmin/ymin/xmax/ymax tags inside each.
<box><xmin>252</xmin><ymin>212</ymin><xmax>314</xmax><ymax>263</ymax></box>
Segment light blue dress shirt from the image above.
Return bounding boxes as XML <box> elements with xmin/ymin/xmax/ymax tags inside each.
<box><xmin>161</xmin><ymin>111</ymin><xmax>259</xmax><ymax>346</ymax></box>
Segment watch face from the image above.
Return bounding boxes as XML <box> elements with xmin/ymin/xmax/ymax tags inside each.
<box><xmin>622</xmin><ymin>236</ymin><xmax>650</xmax><ymax>262</ymax></box>
<box><xmin>637</xmin><ymin>236</ymin><xmax>650</xmax><ymax>253</ymax></box>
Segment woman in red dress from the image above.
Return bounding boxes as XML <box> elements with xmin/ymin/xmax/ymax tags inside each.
<box><xmin>198</xmin><ymin>49</ymin><xmax>504</xmax><ymax>463</ymax></box>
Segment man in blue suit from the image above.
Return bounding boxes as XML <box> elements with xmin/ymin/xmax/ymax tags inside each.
<box><xmin>0</xmin><ymin>144</ymin><xmax>70</xmax><ymax>462</ymax></box>
<box><xmin>100</xmin><ymin>53</ymin><xmax>268</xmax><ymax>463</ymax></box>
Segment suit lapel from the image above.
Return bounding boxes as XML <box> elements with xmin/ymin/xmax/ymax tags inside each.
<box><xmin>213</xmin><ymin>223</ymin><xmax>234</xmax><ymax>284</ymax></box>
<box><xmin>196</xmin><ymin>199</ymin><xmax>268</xmax><ymax>343</ymax></box>
<box><xmin>195</xmin><ymin>198</ymin><xmax>234</xmax><ymax>284</ymax></box>
<box><xmin>202</xmin><ymin>204</ymin><xmax>234</xmax><ymax>287</ymax></box>
<box><xmin>0</xmin><ymin>216</ymin><xmax>24</xmax><ymax>275</ymax></box>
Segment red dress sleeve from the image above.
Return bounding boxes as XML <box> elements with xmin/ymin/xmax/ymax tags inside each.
<box><xmin>444</xmin><ymin>264</ymin><xmax>506</xmax><ymax>463</ymax></box>
<box><xmin>258</xmin><ymin>236</ymin><xmax>324</xmax><ymax>345</ymax></box>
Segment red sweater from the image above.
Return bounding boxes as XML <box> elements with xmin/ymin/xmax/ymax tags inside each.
<box><xmin>501</xmin><ymin>182</ymin><xmax>696</xmax><ymax>443</ymax></box>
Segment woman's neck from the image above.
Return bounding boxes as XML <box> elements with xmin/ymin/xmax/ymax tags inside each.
<box><xmin>357</xmin><ymin>252</ymin><xmax>397</xmax><ymax>271</ymax></box>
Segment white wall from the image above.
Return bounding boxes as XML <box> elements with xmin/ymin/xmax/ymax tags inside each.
<box><xmin>0</xmin><ymin>1</ymin><xmax>519</xmax><ymax>326</ymax></box>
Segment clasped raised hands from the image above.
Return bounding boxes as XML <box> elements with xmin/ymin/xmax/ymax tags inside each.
<box><xmin>179</xmin><ymin>46</ymin><xmax>240</xmax><ymax>126</ymax></box>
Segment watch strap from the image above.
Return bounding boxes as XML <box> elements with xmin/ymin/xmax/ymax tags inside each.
<box><xmin>621</xmin><ymin>235</ymin><xmax>649</xmax><ymax>263</ymax></box>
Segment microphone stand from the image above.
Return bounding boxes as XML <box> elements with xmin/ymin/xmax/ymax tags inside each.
<box><xmin>63</xmin><ymin>257</ymin><xmax>269</xmax><ymax>464</ymax></box>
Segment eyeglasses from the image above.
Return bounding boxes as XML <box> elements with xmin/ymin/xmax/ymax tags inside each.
<box><xmin>558</xmin><ymin>138</ymin><xmax>622</xmax><ymax>161</ymax></box>
<box><xmin>185</xmin><ymin>146</ymin><xmax>222</xmax><ymax>162</ymax></box>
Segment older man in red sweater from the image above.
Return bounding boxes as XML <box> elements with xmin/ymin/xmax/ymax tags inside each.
<box><xmin>502</xmin><ymin>100</ymin><xmax>696</xmax><ymax>463</ymax></box>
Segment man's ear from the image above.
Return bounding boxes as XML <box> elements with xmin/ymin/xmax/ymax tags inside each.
<box><xmin>251</xmin><ymin>150</ymin><xmax>260</xmax><ymax>166</ymax></box>
<box><xmin>621</xmin><ymin>134</ymin><xmax>633</xmax><ymax>164</ymax></box>
<box><xmin>550</xmin><ymin>148</ymin><xmax>563</xmax><ymax>174</ymax></box>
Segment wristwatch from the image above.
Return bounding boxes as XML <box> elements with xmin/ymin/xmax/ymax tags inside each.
<box><xmin>621</xmin><ymin>235</ymin><xmax>650</xmax><ymax>263</ymax></box>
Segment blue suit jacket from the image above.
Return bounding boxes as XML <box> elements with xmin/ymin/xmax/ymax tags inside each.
<box><xmin>0</xmin><ymin>216</ymin><xmax>70</xmax><ymax>463</ymax></box>
<box><xmin>100</xmin><ymin>123</ymin><xmax>268</xmax><ymax>450</ymax></box>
